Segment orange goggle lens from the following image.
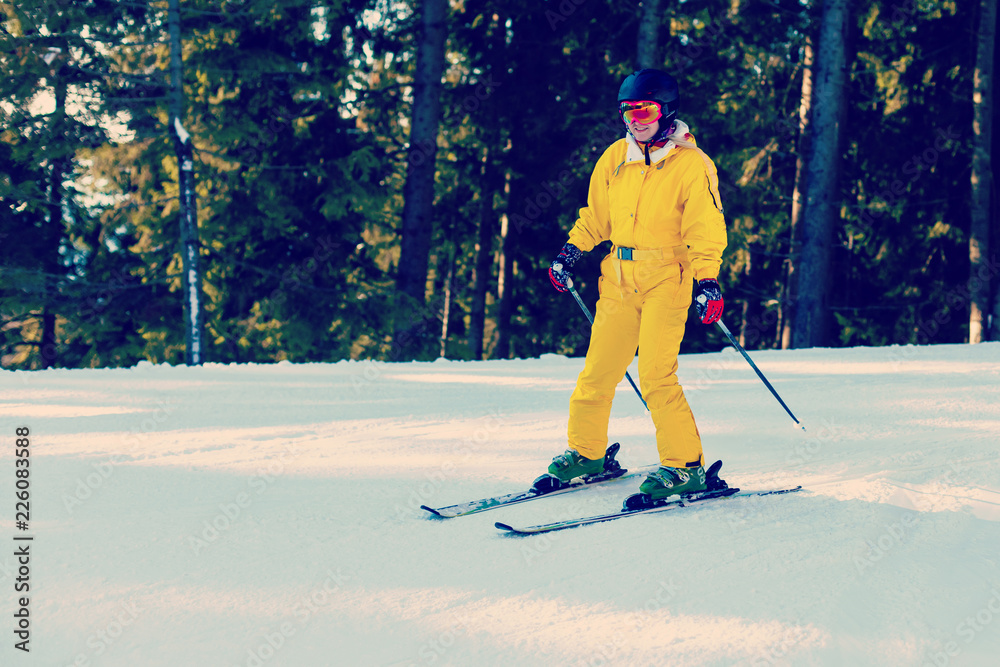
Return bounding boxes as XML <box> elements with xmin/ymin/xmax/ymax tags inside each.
<box><xmin>620</xmin><ymin>100</ymin><xmax>662</xmax><ymax>125</ymax></box>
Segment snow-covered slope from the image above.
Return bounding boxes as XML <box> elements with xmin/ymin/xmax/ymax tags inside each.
<box><xmin>2</xmin><ymin>343</ymin><xmax>999</xmax><ymax>666</ymax></box>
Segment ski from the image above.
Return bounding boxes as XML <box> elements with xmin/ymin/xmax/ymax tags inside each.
<box><xmin>495</xmin><ymin>485</ymin><xmax>803</xmax><ymax>535</ymax></box>
<box><xmin>420</xmin><ymin>443</ymin><xmax>657</xmax><ymax>518</ymax></box>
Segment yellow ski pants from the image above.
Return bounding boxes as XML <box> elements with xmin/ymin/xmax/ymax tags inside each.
<box><xmin>568</xmin><ymin>253</ymin><xmax>704</xmax><ymax>468</ymax></box>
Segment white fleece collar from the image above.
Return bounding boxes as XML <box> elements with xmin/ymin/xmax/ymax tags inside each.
<box><xmin>624</xmin><ymin>119</ymin><xmax>693</xmax><ymax>165</ymax></box>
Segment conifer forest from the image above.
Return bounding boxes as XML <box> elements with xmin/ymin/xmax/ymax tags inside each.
<box><xmin>1</xmin><ymin>0</ymin><xmax>997</xmax><ymax>368</ymax></box>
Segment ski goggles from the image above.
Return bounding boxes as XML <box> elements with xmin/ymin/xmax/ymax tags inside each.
<box><xmin>619</xmin><ymin>100</ymin><xmax>662</xmax><ymax>125</ymax></box>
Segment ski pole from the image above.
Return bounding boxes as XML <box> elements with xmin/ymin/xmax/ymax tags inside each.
<box><xmin>565</xmin><ymin>279</ymin><xmax>649</xmax><ymax>411</ymax></box>
<box><xmin>713</xmin><ymin>317</ymin><xmax>805</xmax><ymax>430</ymax></box>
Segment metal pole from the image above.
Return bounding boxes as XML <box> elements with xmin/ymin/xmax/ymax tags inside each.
<box><xmin>716</xmin><ymin>319</ymin><xmax>805</xmax><ymax>430</ymax></box>
<box><xmin>566</xmin><ymin>281</ymin><xmax>649</xmax><ymax>411</ymax></box>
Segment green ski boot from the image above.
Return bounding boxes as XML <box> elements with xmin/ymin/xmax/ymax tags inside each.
<box><xmin>531</xmin><ymin>444</ymin><xmax>623</xmax><ymax>494</ymax></box>
<box><xmin>638</xmin><ymin>465</ymin><xmax>707</xmax><ymax>500</ymax></box>
<box><xmin>547</xmin><ymin>449</ymin><xmax>605</xmax><ymax>482</ymax></box>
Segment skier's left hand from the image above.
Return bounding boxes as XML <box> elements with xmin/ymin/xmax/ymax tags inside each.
<box><xmin>694</xmin><ymin>279</ymin><xmax>724</xmax><ymax>324</ymax></box>
<box><xmin>548</xmin><ymin>243</ymin><xmax>583</xmax><ymax>292</ymax></box>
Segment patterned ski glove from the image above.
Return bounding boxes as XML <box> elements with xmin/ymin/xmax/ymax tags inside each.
<box><xmin>694</xmin><ymin>279</ymin><xmax>724</xmax><ymax>324</ymax></box>
<box><xmin>548</xmin><ymin>243</ymin><xmax>583</xmax><ymax>292</ymax></box>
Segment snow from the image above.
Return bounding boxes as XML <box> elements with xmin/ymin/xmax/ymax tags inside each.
<box><xmin>2</xmin><ymin>342</ymin><xmax>1000</xmax><ymax>666</ymax></box>
<box><xmin>173</xmin><ymin>117</ymin><xmax>190</xmax><ymax>145</ymax></box>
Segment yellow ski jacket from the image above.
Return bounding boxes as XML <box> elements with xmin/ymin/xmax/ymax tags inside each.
<box><xmin>566</xmin><ymin>121</ymin><xmax>727</xmax><ymax>282</ymax></box>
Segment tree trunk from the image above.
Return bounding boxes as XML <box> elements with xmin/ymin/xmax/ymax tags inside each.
<box><xmin>40</xmin><ymin>309</ymin><xmax>57</xmax><ymax>368</ymax></box>
<box><xmin>739</xmin><ymin>300</ymin><xmax>749</xmax><ymax>347</ymax></box>
<box><xmin>469</xmin><ymin>145</ymin><xmax>495</xmax><ymax>360</ymax></box>
<box><xmin>468</xmin><ymin>12</ymin><xmax>504</xmax><ymax>361</ymax></box>
<box><xmin>781</xmin><ymin>40</ymin><xmax>813</xmax><ymax>349</ymax></box>
<box><xmin>41</xmin><ymin>151</ymin><xmax>64</xmax><ymax>368</ymax></box>
<box><xmin>495</xmin><ymin>170</ymin><xmax>514</xmax><ymax>359</ymax></box>
<box><xmin>971</xmin><ymin>0</ymin><xmax>996</xmax><ymax>343</ymax></box>
<box><xmin>637</xmin><ymin>0</ymin><xmax>662</xmax><ymax>69</ymax></box>
<box><xmin>992</xmin><ymin>0</ymin><xmax>1000</xmax><ymax>341</ymax></box>
<box><xmin>169</xmin><ymin>0</ymin><xmax>204</xmax><ymax>365</ymax></box>
<box><xmin>439</xmin><ymin>245</ymin><xmax>454</xmax><ymax>358</ymax></box>
<box><xmin>396</xmin><ymin>0</ymin><xmax>447</xmax><ymax>308</ymax></box>
<box><xmin>792</xmin><ymin>0</ymin><xmax>848</xmax><ymax>349</ymax></box>
<box><xmin>42</xmin><ymin>68</ymin><xmax>68</xmax><ymax>369</ymax></box>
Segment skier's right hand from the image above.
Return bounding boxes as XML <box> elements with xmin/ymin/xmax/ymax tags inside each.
<box><xmin>548</xmin><ymin>243</ymin><xmax>583</xmax><ymax>292</ymax></box>
<box><xmin>694</xmin><ymin>278</ymin><xmax>724</xmax><ymax>324</ymax></box>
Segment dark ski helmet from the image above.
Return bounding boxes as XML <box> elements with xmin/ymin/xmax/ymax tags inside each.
<box><xmin>618</xmin><ymin>69</ymin><xmax>680</xmax><ymax>142</ymax></box>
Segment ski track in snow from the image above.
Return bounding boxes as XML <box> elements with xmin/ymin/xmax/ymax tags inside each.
<box><xmin>1</xmin><ymin>343</ymin><xmax>999</xmax><ymax>666</ymax></box>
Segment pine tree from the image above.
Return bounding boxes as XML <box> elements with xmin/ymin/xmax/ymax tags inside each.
<box><xmin>395</xmin><ymin>0</ymin><xmax>448</xmax><ymax>357</ymax></box>
<box><xmin>793</xmin><ymin>0</ymin><xmax>849</xmax><ymax>348</ymax></box>
<box><xmin>971</xmin><ymin>0</ymin><xmax>996</xmax><ymax>342</ymax></box>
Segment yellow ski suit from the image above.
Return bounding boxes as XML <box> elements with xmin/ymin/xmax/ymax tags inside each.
<box><xmin>564</xmin><ymin>123</ymin><xmax>727</xmax><ymax>467</ymax></box>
